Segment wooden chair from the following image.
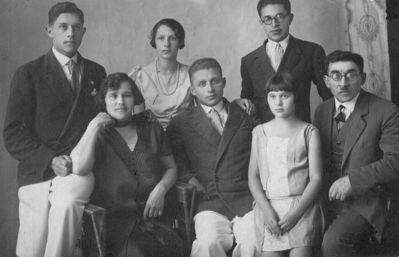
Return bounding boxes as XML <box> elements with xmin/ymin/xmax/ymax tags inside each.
<box><xmin>77</xmin><ymin>182</ymin><xmax>196</xmax><ymax>257</ymax></box>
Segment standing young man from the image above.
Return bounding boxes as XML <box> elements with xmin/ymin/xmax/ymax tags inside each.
<box><xmin>3</xmin><ymin>2</ymin><xmax>106</xmax><ymax>256</ymax></box>
<box><xmin>241</xmin><ymin>0</ymin><xmax>331</xmax><ymax>122</ymax></box>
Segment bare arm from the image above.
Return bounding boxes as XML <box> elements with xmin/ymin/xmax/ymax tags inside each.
<box><xmin>70</xmin><ymin>112</ymin><xmax>114</xmax><ymax>176</ymax></box>
<box><xmin>248</xmin><ymin>128</ymin><xmax>282</xmax><ymax>236</ymax></box>
<box><xmin>278</xmin><ymin>128</ymin><xmax>323</xmax><ymax>233</ymax></box>
<box><xmin>143</xmin><ymin>154</ymin><xmax>178</xmax><ymax>219</ymax></box>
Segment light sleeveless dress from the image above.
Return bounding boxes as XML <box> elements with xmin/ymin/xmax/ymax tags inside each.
<box><xmin>252</xmin><ymin>123</ymin><xmax>322</xmax><ymax>251</ymax></box>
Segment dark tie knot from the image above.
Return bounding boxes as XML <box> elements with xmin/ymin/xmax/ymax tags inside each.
<box><xmin>334</xmin><ymin>105</ymin><xmax>346</xmax><ymax>123</ymax></box>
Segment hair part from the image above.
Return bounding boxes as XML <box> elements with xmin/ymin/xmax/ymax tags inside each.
<box><xmin>324</xmin><ymin>50</ymin><xmax>364</xmax><ymax>75</ymax></box>
<box><xmin>48</xmin><ymin>2</ymin><xmax>84</xmax><ymax>25</ymax></box>
<box><xmin>150</xmin><ymin>18</ymin><xmax>185</xmax><ymax>49</ymax></box>
<box><xmin>265</xmin><ymin>72</ymin><xmax>297</xmax><ymax>101</ymax></box>
<box><xmin>257</xmin><ymin>0</ymin><xmax>291</xmax><ymax>17</ymax></box>
<box><xmin>95</xmin><ymin>72</ymin><xmax>144</xmax><ymax>112</ymax></box>
<box><xmin>188</xmin><ymin>58</ymin><xmax>223</xmax><ymax>83</ymax></box>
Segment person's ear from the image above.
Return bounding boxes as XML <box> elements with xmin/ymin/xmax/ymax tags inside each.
<box><xmin>222</xmin><ymin>78</ymin><xmax>226</xmax><ymax>88</ymax></box>
<box><xmin>323</xmin><ymin>75</ymin><xmax>331</xmax><ymax>89</ymax></box>
<box><xmin>190</xmin><ymin>85</ymin><xmax>197</xmax><ymax>96</ymax></box>
<box><xmin>360</xmin><ymin>72</ymin><xmax>367</xmax><ymax>85</ymax></box>
<box><xmin>46</xmin><ymin>25</ymin><xmax>53</xmax><ymax>38</ymax></box>
<box><xmin>288</xmin><ymin>13</ymin><xmax>294</xmax><ymax>25</ymax></box>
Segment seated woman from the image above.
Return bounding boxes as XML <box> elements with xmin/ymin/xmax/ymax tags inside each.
<box><xmin>130</xmin><ymin>18</ymin><xmax>254</xmax><ymax>129</ymax></box>
<box><xmin>70</xmin><ymin>72</ymin><xmax>184</xmax><ymax>257</ymax></box>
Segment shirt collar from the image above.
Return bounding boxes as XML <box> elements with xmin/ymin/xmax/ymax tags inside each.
<box><xmin>266</xmin><ymin>34</ymin><xmax>290</xmax><ymax>52</ymax></box>
<box><xmin>334</xmin><ymin>93</ymin><xmax>360</xmax><ymax>113</ymax></box>
<box><xmin>201</xmin><ymin>99</ymin><xmax>225</xmax><ymax>114</ymax></box>
<box><xmin>52</xmin><ymin>48</ymin><xmax>78</xmax><ymax>66</ymax></box>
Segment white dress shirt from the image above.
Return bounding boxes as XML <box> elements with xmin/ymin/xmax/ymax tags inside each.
<box><xmin>52</xmin><ymin>48</ymin><xmax>79</xmax><ymax>83</ymax></box>
<box><xmin>266</xmin><ymin>35</ymin><xmax>290</xmax><ymax>71</ymax></box>
<box><xmin>334</xmin><ymin>93</ymin><xmax>360</xmax><ymax>120</ymax></box>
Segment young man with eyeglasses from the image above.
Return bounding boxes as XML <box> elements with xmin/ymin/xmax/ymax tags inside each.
<box><xmin>314</xmin><ymin>50</ymin><xmax>399</xmax><ymax>257</ymax></box>
<box><xmin>241</xmin><ymin>0</ymin><xmax>332</xmax><ymax>123</ymax></box>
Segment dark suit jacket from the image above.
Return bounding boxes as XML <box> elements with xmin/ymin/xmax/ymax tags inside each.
<box><xmin>3</xmin><ymin>50</ymin><xmax>106</xmax><ymax>187</ymax></box>
<box><xmin>167</xmin><ymin>101</ymin><xmax>257</xmax><ymax>219</ymax></box>
<box><xmin>241</xmin><ymin>36</ymin><xmax>331</xmax><ymax>122</ymax></box>
<box><xmin>314</xmin><ymin>90</ymin><xmax>399</xmax><ymax>236</ymax></box>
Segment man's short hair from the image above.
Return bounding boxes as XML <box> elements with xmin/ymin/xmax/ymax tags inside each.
<box><xmin>150</xmin><ymin>18</ymin><xmax>185</xmax><ymax>49</ymax></box>
<box><xmin>257</xmin><ymin>0</ymin><xmax>291</xmax><ymax>17</ymax></box>
<box><xmin>48</xmin><ymin>2</ymin><xmax>84</xmax><ymax>26</ymax></box>
<box><xmin>188</xmin><ymin>58</ymin><xmax>223</xmax><ymax>83</ymax></box>
<box><xmin>324</xmin><ymin>50</ymin><xmax>364</xmax><ymax>75</ymax></box>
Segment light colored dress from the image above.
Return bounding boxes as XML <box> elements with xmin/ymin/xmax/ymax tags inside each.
<box><xmin>251</xmin><ymin>123</ymin><xmax>321</xmax><ymax>251</ymax></box>
<box><xmin>134</xmin><ymin>60</ymin><xmax>192</xmax><ymax>129</ymax></box>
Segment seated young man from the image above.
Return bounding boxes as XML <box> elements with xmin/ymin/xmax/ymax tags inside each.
<box><xmin>167</xmin><ymin>58</ymin><xmax>259</xmax><ymax>257</ymax></box>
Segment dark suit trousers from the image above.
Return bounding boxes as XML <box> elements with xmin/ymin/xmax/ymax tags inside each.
<box><xmin>322</xmin><ymin>207</ymin><xmax>374</xmax><ymax>257</ymax></box>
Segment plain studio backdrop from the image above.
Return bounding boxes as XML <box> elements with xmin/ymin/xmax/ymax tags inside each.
<box><xmin>0</xmin><ymin>0</ymin><xmax>350</xmax><ymax>256</ymax></box>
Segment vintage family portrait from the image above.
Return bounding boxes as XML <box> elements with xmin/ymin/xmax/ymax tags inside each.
<box><xmin>0</xmin><ymin>0</ymin><xmax>398</xmax><ymax>256</ymax></box>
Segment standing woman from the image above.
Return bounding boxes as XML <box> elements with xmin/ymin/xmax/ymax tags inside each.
<box><xmin>131</xmin><ymin>18</ymin><xmax>191</xmax><ymax>129</ymax></box>
<box><xmin>131</xmin><ymin>18</ymin><xmax>254</xmax><ymax>129</ymax></box>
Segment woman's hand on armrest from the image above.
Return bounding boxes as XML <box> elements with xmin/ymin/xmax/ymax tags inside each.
<box><xmin>143</xmin><ymin>183</ymin><xmax>167</xmax><ymax>219</ymax></box>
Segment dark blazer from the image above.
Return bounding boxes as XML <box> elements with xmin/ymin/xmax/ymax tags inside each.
<box><xmin>241</xmin><ymin>36</ymin><xmax>331</xmax><ymax>122</ymax></box>
<box><xmin>167</xmin><ymin>101</ymin><xmax>257</xmax><ymax>219</ymax></box>
<box><xmin>314</xmin><ymin>90</ymin><xmax>399</xmax><ymax>236</ymax></box>
<box><xmin>3</xmin><ymin>50</ymin><xmax>106</xmax><ymax>187</ymax></box>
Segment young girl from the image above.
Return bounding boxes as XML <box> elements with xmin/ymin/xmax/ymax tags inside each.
<box><xmin>248</xmin><ymin>72</ymin><xmax>323</xmax><ymax>257</ymax></box>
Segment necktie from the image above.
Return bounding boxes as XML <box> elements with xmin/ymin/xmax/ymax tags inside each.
<box><xmin>334</xmin><ymin>105</ymin><xmax>346</xmax><ymax>132</ymax></box>
<box><xmin>274</xmin><ymin>43</ymin><xmax>284</xmax><ymax>70</ymax></box>
<box><xmin>67</xmin><ymin>59</ymin><xmax>79</xmax><ymax>94</ymax></box>
<box><xmin>209</xmin><ymin>108</ymin><xmax>224</xmax><ymax>135</ymax></box>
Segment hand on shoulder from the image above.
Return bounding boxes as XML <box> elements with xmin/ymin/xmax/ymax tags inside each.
<box><xmin>128</xmin><ymin>65</ymin><xmax>142</xmax><ymax>81</ymax></box>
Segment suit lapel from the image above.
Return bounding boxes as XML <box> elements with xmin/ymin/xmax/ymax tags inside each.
<box><xmin>342</xmin><ymin>91</ymin><xmax>369</xmax><ymax>168</ymax></box>
<box><xmin>215</xmin><ymin>103</ymin><xmax>244</xmax><ymax>167</ymax></box>
<box><xmin>189</xmin><ymin>105</ymin><xmax>221</xmax><ymax>147</ymax></box>
<box><xmin>44</xmin><ymin>50</ymin><xmax>75</xmax><ymax>104</ymax></box>
<box><xmin>278</xmin><ymin>36</ymin><xmax>302</xmax><ymax>73</ymax></box>
<box><xmin>253</xmin><ymin>42</ymin><xmax>275</xmax><ymax>77</ymax></box>
<box><xmin>58</xmin><ymin>55</ymin><xmax>96</xmax><ymax>139</ymax></box>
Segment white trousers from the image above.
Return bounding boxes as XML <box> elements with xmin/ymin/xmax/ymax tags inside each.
<box><xmin>190</xmin><ymin>210</ymin><xmax>260</xmax><ymax>257</ymax></box>
<box><xmin>16</xmin><ymin>173</ymin><xmax>94</xmax><ymax>257</ymax></box>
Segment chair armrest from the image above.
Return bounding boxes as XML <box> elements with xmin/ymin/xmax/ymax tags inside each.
<box><xmin>83</xmin><ymin>203</ymin><xmax>106</xmax><ymax>257</ymax></box>
<box><xmin>175</xmin><ymin>182</ymin><xmax>196</xmax><ymax>244</ymax></box>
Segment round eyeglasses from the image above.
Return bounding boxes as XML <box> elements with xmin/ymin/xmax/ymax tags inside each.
<box><xmin>328</xmin><ymin>71</ymin><xmax>360</xmax><ymax>82</ymax></box>
<box><xmin>261</xmin><ymin>13</ymin><xmax>290</xmax><ymax>25</ymax></box>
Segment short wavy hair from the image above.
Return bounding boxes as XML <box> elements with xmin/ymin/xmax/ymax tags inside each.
<box><xmin>150</xmin><ymin>18</ymin><xmax>185</xmax><ymax>49</ymax></box>
<box><xmin>324</xmin><ymin>50</ymin><xmax>364</xmax><ymax>75</ymax></box>
<box><xmin>48</xmin><ymin>2</ymin><xmax>84</xmax><ymax>25</ymax></box>
<box><xmin>95</xmin><ymin>72</ymin><xmax>144</xmax><ymax>112</ymax></box>
<box><xmin>257</xmin><ymin>0</ymin><xmax>291</xmax><ymax>17</ymax></box>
